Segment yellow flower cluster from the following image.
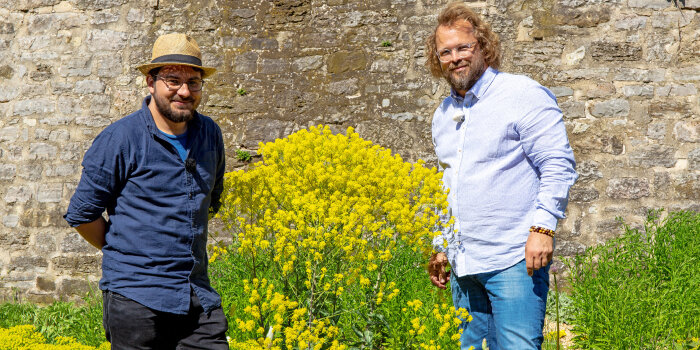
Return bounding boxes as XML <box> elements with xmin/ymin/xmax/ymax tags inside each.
<box><xmin>215</xmin><ymin>125</ymin><xmax>454</xmax><ymax>346</ymax></box>
<box><xmin>0</xmin><ymin>325</ymin><xmax>110</xmax><ymax>350</ymax></box>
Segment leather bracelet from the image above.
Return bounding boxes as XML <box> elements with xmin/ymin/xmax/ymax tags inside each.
<box><xmin>529</xmin><ymin>225</ymin><xmax>555</xmax><ymax>237</ymax></box>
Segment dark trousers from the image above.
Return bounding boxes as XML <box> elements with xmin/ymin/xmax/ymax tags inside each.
<box><xmin>102</xmin><ymin>289</ymin><xmax>229</xmax><ymax>350</ymax></box>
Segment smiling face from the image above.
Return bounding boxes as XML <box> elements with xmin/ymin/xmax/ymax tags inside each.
<box><xmin>147</xmin><ymin>65</ymin><xmax>202</xmax><ymax>124</ymax></box>
<box><xmin>435</xmin><ymin>22</ymin><xmax>487</xmax><ymax>96</ymax></box>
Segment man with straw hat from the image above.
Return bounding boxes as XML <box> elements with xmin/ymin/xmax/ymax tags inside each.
<box><xmin>65</xmin><ymin>33</ymin><xmax>228</xmax><ymax>348</ymax></box>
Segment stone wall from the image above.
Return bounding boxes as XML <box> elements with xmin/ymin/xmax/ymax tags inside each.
<box><xmin>0</xmin><ymin>0</ymin><xmax>698</xmax><ymax>302</ymax></box>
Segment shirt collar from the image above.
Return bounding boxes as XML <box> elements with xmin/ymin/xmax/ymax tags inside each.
<box><xmin>449</xmin><ymin>66</ymin><xmax>499</xmax><ymax>103</ymax></box>
<box><xmin>140</xmin><ymin>95</ymin><xmax>202</xmax><ymax>135</ymax></box>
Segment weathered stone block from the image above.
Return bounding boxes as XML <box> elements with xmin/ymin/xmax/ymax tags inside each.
<box><xmin>327</xmin><ymin>51</ymin><xmax>367</xmax><ymax>74</ymax></box>
<box><xmin>656</xmin><ymin>84</ymin><xmax>697</xmax><ymax>97</ymax></box>
<box><xmin>328</xmin><ymin>78</ymin><xmax>359</xmax><ymax>96</ymax></box>
<box><xmin>233</xmin><ymin>52</ymin><xmax>258</xmax><ymax>73</ymax></box>
<box><xmin>52</xmin><ymin>255</ymin><xmax>101</xmax><ymax>273</ymax></box>
<box><xmin>673</xmin><ymin>66</ymin><xmax>700</xmax><ymax>82</ymax></box>
<box><xmin>72</xmin><ymin>0</ymin><xmax>128</xmax><ymax>10</ymax></box>
<box><xmin>570</xmin><ymin>187</ymin><xmax>599</xmax><ymax>202</ymax></box>
<box><xmin>29</xmin><ymin>143</ymin><xmax>58</xmax><ymax>160</ymax></box>
<box><xmin>74</xmin><ymin>80</ymin><xmax>105</xmax><ymax>94</ymax></box>
<box><xmin>651</xmin><ymin>11</ymin><xmax>694</xmax><ymax>28</ymax></box>
<box><xmin>3</xmin><ymin>215</ymin><xmax>19</xmax><ymax>228</ymax></box>
<box><xmin>606</xmin><ymin>177</ymin><xmax>651</xmax><ymax>199</ymax></box>
<box><xmin>553</xmin><ymin>6</ymin><xmax>610</xmax><ymax>27</ymax></box>
<box><xmin>590</xmin><ymin>99</ymin><xmax>630</xmax><ymax>117</ymax></box>
<box><xmin>10</xmin><ymin>256</ymin><xmax>48</xmax><ymax>271</ymax></box>
<box><xmin>48</xmin><ymin>130</ymin><xmax>70</xmax><ymax>143</ymax></box>
<box><xmin>13</xmin><ymin>99</ymin><xmax>56</xmax><ymax>116</ymax></box>
<box><xmin>57</xmin><ymin>278</ymin><xmax>95</xmax><ymax>297</ymax></box>
<box><xmin>0</xmin><ymin>22</ymin><xmax>14</xmax><ymax>34</ymax></box>
<box><xmin>86</xmin><ymin>30</ymin><xmax>127</xmax><ymax>52</ymax></box>
<box><xmin>550</xmin><ymin>86</ymin><xmax>574</xmax><ymax>97</ymax></box>
<box><xmin>0</xmin><ymin>230</ymin><xmax>30</xmax><ymax>247</ymax></box>
<box><xmin>689</xmin><ymin>148</ymin><xmax>700</xmax><ymax>170</ymax></box>
<box><xmin>242</xmin><ymin>119</ymin><xmax>295</xmax><ymax>149</ymax></box>
<box><xmin>674</xmin><ymin>121</ymin><xmax>700</xmax><ymax>142</ymax></box>
<box><xmin>259</xmin><ymin>58</ymin><xmax>289</xmax><ymax>74</ymax></box>
<box><xmin>250</xmin><ymin>37</ymin><xmax>278</xmax><ymax>50</ymax></box>
<box><xmin>673</xmin><ymin>173</ymin><xmax>700</xmax><ymax>199</ymax></box>
<box><xmin>36</xmin><ymin>276</ymin><xmax>56</xmax><ymax>291</ymax></box>
<box><xmin>0</xmin><ymin>65</ymin><xmax>13</xmax><ymax>79</ymax></box>
<box><xmin>126</xmin><ymin>8</ymin><xmax>149</xmax><ymax>23</ymax></box>
<box><xmin>292</xmin><ymin>56</ymin><xmax>323</xmax><ymax>72</ymax></box>
<box><xmin>614</xmin><ymin>68</ymin><xmax>665</xmax><ymax>82</ymax></box>
<box><xmin>4</xmin><ymin>186</ymin><xmax>33</xmax><ymax>203</ymax></box>
<box><xmin>622</xmin><ymin>85</ymin><xmax>654</xmax><ymax>97</ymax></box>
<box><xmin>97</xmin><ymin>55</ymin><xmax>122</xmax><ymax>78</ymax></box>
<box><xmin>0</xmin><ymin>86</ymin><xmax>20</xmax><ymax>103</ymax></box>
<box><xmin>0</xmin><ymin>126</ymin><xmax>20</xmax><ymax>142</ymax></box>
<box><xmin>33</xmin><ymin>232</ymin><xmax>57</xmax><ymax>255</ymax></box>
<box><xmin>62</xmin><ymin>232</ymin><xmax>95</xmax><ymax>253</ymax></box>
<box><xmin>17</xmin><ymin>164</ymin><xmax>42</xmax><ymax>181</ymax></box>
<box><xmin>629</xmin><ymin>0</ymin><xmax>671</xmax><ymax>8</ymax></box>
<box><xmin>577</xmin><ymin>161</ymin><xmax>603</xmax><ymax>183</ymax></box>
<box><xmin>21</xmin><ymin>207</ymin><xmax>66</xmax><ymax>227</ymax></box>
<box><xmin>37</xmin><ymin>183</ymin><xmax>63</xmax><ymax>203</ymax></box>
<box><xmin>0</xmin><ymin>164</ymin><xmax>16</xmax><ymax>181</ymax></box>
<box><xmin>629</xmin><ymin>144</ymin><xmax>676</xmax><ymax>168</ymax></box>
<box><xmin>647</xmin><ymin>122</ymin><xmax>666</xmax><ymax>140</ymax></box>
<box><xmin>615</xmin><ymin>15</ymin><xmax>647</xmax><ymax>30</ymax></box>
<box><xmin>591</xmin><ymin>42</ymin><xmax>642</xmax><ymax>61</ymax></box>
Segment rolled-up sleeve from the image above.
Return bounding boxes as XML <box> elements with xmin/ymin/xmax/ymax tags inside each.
<box><xmin>64</xmin><ymin>130</ymin><xmax>127</xmax><ymax>227</ymax></box>
<box><xmin>517</xmin><ymin>86</ymin><xmax>578</xmax><ymax>231</ymax></box>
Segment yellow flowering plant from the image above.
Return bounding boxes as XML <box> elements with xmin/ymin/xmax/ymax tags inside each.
<box><xmin>211</xmin><ymin>125</ymin><xmax>468</xmax><ymax>348</ymax></box>
<box><xmin>0</xmin><ymin>325</ymin><xmax>110</xmax><ymax>350</ymax></box>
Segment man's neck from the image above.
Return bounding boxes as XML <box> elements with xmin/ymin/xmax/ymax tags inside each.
<box><xmin>148</xmin><ymin>98</ymin><xmax>188</xmax><ymax>135</ymax></box>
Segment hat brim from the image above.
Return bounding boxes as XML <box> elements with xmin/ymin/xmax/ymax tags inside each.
<box><xmin>137</xmin><ymin>62</ymin><xmax>217</xmax><ymax>78</ymax></box>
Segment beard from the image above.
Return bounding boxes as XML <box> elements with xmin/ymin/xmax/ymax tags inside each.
<box><xmin>152</xmin><ymin>86</ymin><xmax>198</xmax><ymax>123</ymax></box>
<box><xmin>443</xmin><ymin>49</ymin><xmax>487</xmax><ymax>93</ymax></box>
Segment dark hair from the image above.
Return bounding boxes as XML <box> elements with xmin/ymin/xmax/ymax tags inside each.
<box><xmin>425</xmin><ymin>2</ymin><xmax>501</xmax><ymax>78</ymax></box>
<box><xmin>148</xmin><ymin>66</ymin><xmax>204</xmax><ymax>78</ymax></box>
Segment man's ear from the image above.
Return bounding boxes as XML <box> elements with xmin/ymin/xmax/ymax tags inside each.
<box><xmin>146</xmin><ymin>75</ymin><xmax>155</xmax><ymax>94</ymax></box>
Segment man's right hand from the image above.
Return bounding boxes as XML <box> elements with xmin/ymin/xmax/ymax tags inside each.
<box><xmin>428</xmin><ymin>252</ymin><xmax>450</xmax><ymax>289</ymax></box>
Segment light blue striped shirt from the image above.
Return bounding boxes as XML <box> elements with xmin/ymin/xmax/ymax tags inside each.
<box><xmin>431</xmin><ymin>67</ymin><xmax>577</xmax><ymax>276</ymax></box>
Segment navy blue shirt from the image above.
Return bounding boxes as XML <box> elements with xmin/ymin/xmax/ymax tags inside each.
<box><xmin>64</xmin><ymin>96</ymin><xmax>225</xmax><ymax>315</ymax></box>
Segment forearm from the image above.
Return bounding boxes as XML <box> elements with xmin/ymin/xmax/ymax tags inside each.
<box><xmin>75</xmin><ymin>217</ymin><xmax>108</xmax><ymax>250</ymax></box>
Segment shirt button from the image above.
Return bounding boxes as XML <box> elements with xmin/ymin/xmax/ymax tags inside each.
<box><xmin>189</xmin><ymin>193</ymin><xmax>193</xmax><ymax>199</ymax></box>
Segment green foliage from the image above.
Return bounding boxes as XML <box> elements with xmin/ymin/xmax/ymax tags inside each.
<box><xmin>0</xmin><ymin>292</ymin><xmax>105</xmax><ymax>347</ymax></box>
<box><xmin>565</xmin><ymin>209</ymin><xmax>700</xmax><ymax>349</ymax></box>
<box><xmin>237</xmin><ymin>88</ymin><xmax>248</xmax><ymax>96</ymax></box>
<box><xmin>381</xmin><ymin>40</ymin><xmax>392</xmax><ymax>47</ymax></box>
<box><xmin>236</xmin><ymin>149</ymin><xmax>252</xmax><ymax>162</ymax></box>
<box><xmin>545</xmin><ymin>289</ymin><xmax>575</xmax><ymax>324</ymax></box>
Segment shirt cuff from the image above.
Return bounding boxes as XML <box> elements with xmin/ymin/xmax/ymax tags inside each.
<box><xmin>532</xmin><ymin>208</ymin><xmax>558</xmax><ymax>231</ymax></box>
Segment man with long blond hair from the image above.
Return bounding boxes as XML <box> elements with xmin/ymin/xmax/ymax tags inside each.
<box><xmin>425</xmin><ymin>3</ymin><xmax>577</xmax><ymax>349</ymax></box>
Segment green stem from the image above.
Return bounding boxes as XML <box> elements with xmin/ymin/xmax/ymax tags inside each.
<box><xmin>554</xmin><ymin>271</ymin><xmax>560</xmax><ymax>350</ymax></box>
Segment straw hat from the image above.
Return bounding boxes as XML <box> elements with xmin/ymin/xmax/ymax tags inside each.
<box><xmin>137</xmin><ymin>33</ymin><xmax>216</xmax><ymax>78</ymax></box>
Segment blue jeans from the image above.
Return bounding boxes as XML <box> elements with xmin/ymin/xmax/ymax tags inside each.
<box><xmin>451</xmin><ymin>259</ymin><xmax>549</xmax><ymax>350</ymax></box>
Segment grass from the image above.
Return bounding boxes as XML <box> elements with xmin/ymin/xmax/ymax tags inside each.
<box><xmin>565</xmin><ymin>209</ymin><xmax>700</xmax><ymax>349</ymax></box>
<box><xmin>0</xmin><ymin>292</ymin><xmax>105</xmax><ymax>346</ymax></box>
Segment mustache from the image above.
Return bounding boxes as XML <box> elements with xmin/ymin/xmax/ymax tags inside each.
<box><xmin>449</xmin><ymin>61</ymin><xmax>470</xmax><ymax>70</ymax></box>
<box><xmin>171</xmin><ymin>96</ymin><xmax>195</xmax><ymax>103</ymax></box>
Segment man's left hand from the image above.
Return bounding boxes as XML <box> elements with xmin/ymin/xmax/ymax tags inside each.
<box><xmin>525</xmin><ymin>232</ymin><xmax>553</xmax><ymax>276</ymax></box>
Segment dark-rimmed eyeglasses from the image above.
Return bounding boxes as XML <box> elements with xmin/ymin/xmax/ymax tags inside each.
<box><xmin>436</xmin><ymin>41</ymin><xmax>478</xmax><ymax>63</ymax></box>
<box><xmin>156</xmin><ymin>75</ymin><xmax>205</xmax><ymax>92</ymax></box>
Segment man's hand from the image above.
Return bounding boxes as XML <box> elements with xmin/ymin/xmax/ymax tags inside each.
<box><xmin>428</xmin><ymin>252</ymin><xmax>451</xmax><ymax>289</ymax></box>
<box><xmin>525</xmin><ymin>232</ymin><xmax>553</xmax><ymax>276</ymax></box>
